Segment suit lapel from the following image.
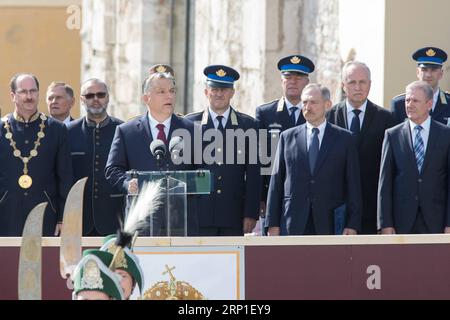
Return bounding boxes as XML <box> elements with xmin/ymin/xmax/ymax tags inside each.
<box><xmin>336</xmin><ymin>102</ymin><xmax>347</xmax><ymax>128</ymax></box>
<box><xmin>137</xmin><ymin>113</ymin><xmax>152</xmax><ymax>142</ymax></box>
<box><xmin>313</xmin><ymin>123</ymin><xmax>336</xmax><ymax>175</ymax></box>
<box><xmin>360</xmin><ymin>101</ymin><xmax>375</xmax><ymax>137</ymax></box>
<box><xmin>420</xmin><ymin>121</ymin><xmax>438</xmax><ymax>175</ymax></box>
<box><xmin>401</xmin><ymin>121</ymin><xmax>419</xmax><ymax>175</ymax></box>
<box><xmin>277</xmin><ymin>100</ymin><xmax>292</xmax><ymax>129</ymax></box>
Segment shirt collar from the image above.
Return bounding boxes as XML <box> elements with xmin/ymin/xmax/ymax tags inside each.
<box><xmin>86</xmin><ymin>115</ymin><xmax>111</xmax><ymax>128</ymax></box>
<box><xmin>13</xmin><ymin>110</ymin><xmax>40</xmax><ymax>123</ymax></box>
<box><xmin>208</xmin><ymin>106</ymin><xmax>231</xmax><ymax>123</ymax></box>
<box><xmin>285</xmin><ymin>98</ymin><xmax>302</xmax><ymax>110</ymax></box>
<box><xmin>306</xmin><ymin>119</ymin><xmax>327</xmax><ymax>133</ymax></box>
<box><xmin>148</xmin><ymin>112</ymin><xmax>171</xmax><ymax>130</ymax></box>
<box><xmin>346</xmin><ymin>99</ymin><xmax>367</xmax><ymax>114</ymax></box>
<box><xmin>409</xmin><ymin>116</ymin><xmax>431</xmax><ymax>133</ymax></box>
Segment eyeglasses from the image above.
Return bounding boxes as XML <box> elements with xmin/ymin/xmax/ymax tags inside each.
<box><xmin>15</xmin><ymin>89</ymin><xmax>38</xmax><ymax>96</ymax></box>
<box><xmin>82</xmin><ymin>92</ymin><xmax>107</xmax><ymax>99</ymax></box>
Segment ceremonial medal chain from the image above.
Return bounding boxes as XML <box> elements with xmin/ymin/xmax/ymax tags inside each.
<box><xmin>3</xmin><ymin>113</ymin><xmax>47</xmax><ymax>189</ymax></box>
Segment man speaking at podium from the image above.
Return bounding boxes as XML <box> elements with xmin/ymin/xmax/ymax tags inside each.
<box><xmin>105</xmin><ymin>65</ymin><xmax>199</xmax><ymax>236</ymax></box>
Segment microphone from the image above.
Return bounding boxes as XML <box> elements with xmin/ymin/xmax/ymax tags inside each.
<box><xmin>169</xmin><ymin>136</ymin><xmax>184</xmax><ymax>156</ymax></box>
<box><xmin>150</xmin><ymin>139</ymin><xmax>167</xmax><ymax>168</ymax></box>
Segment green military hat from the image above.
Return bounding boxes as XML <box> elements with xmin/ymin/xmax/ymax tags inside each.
<box><xmin>72</xmin><ymin>249</ymin><xmax>124</xmax><ymax>300</ymax></box>
<box><xmin>100</xmin><ymin>235</ymin><xmax>145</xmax><ymax>295</ymax></box>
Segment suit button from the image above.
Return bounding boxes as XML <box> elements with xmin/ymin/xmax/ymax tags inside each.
<box><xmin>94</xmin><ymin>195</ymin><xmax>98</xmax><ymax>199</ymax></box>
<box><xmin>94</xmin><ymin>189</ymin><xmax>98</xmax><ymax>192</ymax></box>
<box><xmin>95</xmin><ymin>181</ymin><xmax>98</xmax><ymax>185</ymax></box>
<box><xmin>95</xmin><ymin>161</ymin><xmax>99</xmax><ymax>165</ymax></box>
<box><xmin>217</xmin><ymin>162</ymin><xmax>223</xmax><ymax>166</ymax></box>
<box><xmin>217</xmin><ymin>189</ymin><xmax>222</xmax><ymax>194</ymax></box>
<box><xmin>24</xmin><ymin>192</ymin><xmax>28</xmax><ymax>196</ymax></box>
<box><xmin>24</xmin><ymin>140</ymin><xmax>29</xmax><ymax>144</ymax></box>
<box><xmin>217</xmin><ymin>176</ymin><xmax>222</xmax><ymax>180</ymax></box>
<box><xmin>96</xmin><ymin>155</ymin><xmax>99</xmax><ymax>159</ymax></box>
<box><xmin>311</xmin><ymin>180</ymin><xmax>315</xmax><ymax>184</ymax></box>
<box><xmin>96</xmin><ymin>142</ymin><xmax>100</xmax><ymax>146</ymax></box>
<box><xmin>415</xmin><ymin>196</ymin><xmax>419</xmax><ymax>201</ymax></box>
<box><xmin>418</xmin><ymin>178</ymin><xmax>422</xmax><ymax>183</ymax></box>
<box><xmin>25</xmin><ymin>124</ymin><xmax>29</xmax><ymax>128</ymax></box>
<box><xmin>95</xmin><ymin>168</ymin><xmax>99</xmax><ymax>172</ymax></box>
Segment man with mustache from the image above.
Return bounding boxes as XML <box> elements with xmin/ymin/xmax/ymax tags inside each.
<box><xmin>391</xmin><ymin>47</ymin><xmax>450</xmax><ymax>125</ymax></box>
<box><xmin>255</xmin><ymin>55</ymin><xmax>315</xmax><ymax>235</ymax></box>
<box><xmin>265</xmin><ymin>84</ymin><xmax>362</xmax><ymax>235</ymax></box>
<box><xmin>67</xmin><ymin>79</ymin><xmax>124</xmax><ymax>236</ymax></box>
<box><xmin>0</xmin><ymin>73</ymin><xmax>72</xmax><ymax>236</ymax></box>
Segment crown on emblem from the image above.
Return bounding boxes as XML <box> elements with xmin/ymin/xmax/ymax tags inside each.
<box><xmin>216</xmin><ymin>69</ymin><xmax>227</xmax><ymax>77</ymax></box>
<box><xmin>156</xmin><ymin>65</ymin><xmax>167</xmax><ymax>73</ymax></box>
<box><xmin>290</xmin><ymin>56</ymin><xmax>301</xmax><ymax>64</ymax></box>
<box><xmin>426</xmin><ymin>48</ymin><xmax>436</xmax><ymax>57</ymax></box>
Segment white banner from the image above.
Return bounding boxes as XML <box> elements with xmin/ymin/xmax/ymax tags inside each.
<box><xmin>131</xmin><ymin>246</ymin><xmax>245</xmax><ymax>300</ymax></box>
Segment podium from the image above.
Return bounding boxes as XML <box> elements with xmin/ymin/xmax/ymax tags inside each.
<box><xmin>127</xmin><ymin>170</ymin><xmax>212</xmax><ymax>236</ymax></box>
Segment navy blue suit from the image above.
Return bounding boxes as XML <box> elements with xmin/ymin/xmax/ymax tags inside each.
<box><xmin>378</xmin><ymin>120</ymin><xmax>450</xmax><ymax>233</ymax></box>
<box><xmin>105</xmin><ymin>113</ymin><xmax>199</xmax><ymax>235</ymax></box>
<box><xmin>327</xmin><ymin>100</ymin><xmax>394</xmax><ymax>233</ymax></box>
<box><xmin>0</xmin><ymin>113</ymin><xmax>73</xmax><ymax>236</ymax></box>
<box><xmin>391</xmin><ymin>89</ymin><xmax>450</xmax><ymax>125</ymax></box>
<box><xmin>67</xmin><ymin>116</ymin><xmax>124</xmax><ymax>236</ymax></box>
<box><xmin>265</xmin><ymin>122</ymin><xmax>362</xmax><ymax>235</ymax></box>
<box><xmin>184</xmin><ymin>108</ymin><xmax>261</xmax><ymax>235</ymax></box>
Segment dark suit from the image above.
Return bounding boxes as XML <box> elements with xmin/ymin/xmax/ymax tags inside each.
<box><xmin>0</xmin><ymin>113</ymin><xmax>73</xmax><ymax>236</ymax></box>
<box><xmin>67</xmin><ymin>116</ymin><xmax>124</xmax><ymax>236</ymax></box>
<box><xmin>378</xmin><ymin>119</ymin><xmax>450</xmax><ymax>233</ymax></box>
<box><xmin>105</xmin><ymin>113</ymin><xmax>199</xmax><ymax>236</ymax></box>
<box><xmin>255</xmin><ymin>97</ymin><xmax>306</xmax><ymax>202</ymax></box>
<box><xmin>265</xmin><ymin>122</ymin><xmax>362</xmax><ymax>235</ymax></box>
<box><xmin>184</xmin><ymin>108</ymin><xmax>261</xmax><ymax>235</ymax></box>
<box><xmin>327</xmin><ymin>100</ymin><xmax>394</xmax><ymax>233</ymax></box>
<box><xmin>391</xmin><ymin>89</ymin><xmax>450</xmax><ymax>125</ymax></box>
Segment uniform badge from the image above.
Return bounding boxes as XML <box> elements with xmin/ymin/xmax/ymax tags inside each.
<box><xmin>426</xmin><ymin>48</ymin><xmax>436</xmax><ymax>57</ymax></box>
<box><xmin>216</xmin><ymin>69</ymin><xmax>227</xmax><ymax>77</ymax></box>
<box><xmin>290</xmin><ymin>56</ymin><xmax>301</xmax><ymax>64</ymax></box>
<box><xmin>81</xmin><ymin>259</ymin><xmax>104</xmax><ymax>289</ymax></box>
<box><xmin>156</xmin><ymin>65</ymin><xmax>167</xmax><ymax>73</ymax></box>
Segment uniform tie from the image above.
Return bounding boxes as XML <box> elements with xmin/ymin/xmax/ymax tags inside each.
<box><xmin>413</xmin><ymin>125</ymin><xmax>424</xmax><ymax>173</ymax></box>
<box><xmin>289</xmin><ymin>107</ymin><xmax>298</xmax><ymax>126</ymax></box>
<box><xmin>308</xmin><ymin>128</ymin><xmax>320</xmax><ymax>174</ymax></box>
<box><xmin>156</xmin><ymin>123</ymin><xmax>167</xmax><ymax>144</ymax></box>
<box><xmin>216</xmin><ymin>115</ymin><xmax>225</xmax><ymax>131</ymax></box>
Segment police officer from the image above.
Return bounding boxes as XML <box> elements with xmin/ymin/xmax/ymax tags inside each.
<box><xmin>67</xmin><ymin>79</ymin><xmax>124</xmax><ymax>236</ymax></box>
<box><xmin>185</xmin><ymin>65</ymin><xmax>261</xmax><ymax>236</ymax></box>
<box><xmin>255</xmin><ymin>55</ymin><xmax>315</xmax><ymax>234</ymax></box>
<box><xmin>391</xmin><ymin>46</ymin><xmax>450</xmax><ymax>125</ymax></box>
<box><xmin>0</xmin><ymin>73</ymin><xmax>73</xmax><ymax>236</ymax></box>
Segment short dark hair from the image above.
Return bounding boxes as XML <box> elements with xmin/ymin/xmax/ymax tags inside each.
<box><xmin>47</xmin><ymin>81</ymin><xmax>74</xmax><ymax>98</ymax></box>
<box><xmin>10</xmin><ymin>73</ymin><xmax>39</xmax><ymax>93</ymax></box>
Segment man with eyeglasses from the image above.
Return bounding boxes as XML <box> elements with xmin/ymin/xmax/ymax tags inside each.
<box><xmin>0</xmin><ymin>73</ymin><xmax>73</xmax><ymax>236</ymax></box>
<box><xmin>67</xmin><ymin>79</ymin><xmax>124</xmax><ymax>236</ymax></box>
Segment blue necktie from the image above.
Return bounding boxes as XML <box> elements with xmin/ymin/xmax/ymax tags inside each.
<box><xmin>350</xmin><ymin>109</ymin><xmax>361</xmax><ymax>135</ymax></box>
<box><xmin>309</xmin><ymin>128</ymin><xmax>320</xmax><ymax>174</ymax></box>
<box><xmin>413</xmin><ymin>125</ymin><xmax>424</xmax><ymax>173</ymax></box>
<box><xmin>290</xmin><ymin>107</ymin><xmax>298</xmax><ymax>126</ymax></box>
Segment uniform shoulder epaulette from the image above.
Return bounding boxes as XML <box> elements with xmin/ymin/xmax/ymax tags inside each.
<box><xmin>175</xmin><ymin>112</ymin><xmax>184</xmax><ymax>117</ymax></box>
<box><xmin>392</xmin><ymin>93</ymin><xmax>405</xmax><ymax>99</ymax></box>
<box><xmin>126</xmin><ymin>115</ymin><xmax>140</xmax><ymax>122</ymax></box>
<box><xmin>184</xmin><ymin>110</ymin><xmax>202</xmax><ymax>118</ymax></box>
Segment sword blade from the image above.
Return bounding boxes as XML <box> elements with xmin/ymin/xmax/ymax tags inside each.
<box><xmin>18</xmin><ymin>202</ymin><xmax>47</xmax><ymax>300</ymax></box>
<box><xmin>59</xmin><ymin>177</ymin><xmax>88</xmax><ymax>281</ymax></box>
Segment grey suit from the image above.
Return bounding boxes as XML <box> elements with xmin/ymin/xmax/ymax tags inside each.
<box><xmin>378</xmin><ymin>119</ymin><xmax>450</xmax><ymax>233</ymax></box>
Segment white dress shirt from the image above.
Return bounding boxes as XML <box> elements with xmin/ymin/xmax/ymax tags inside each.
<box><xmin>285</xmin><ymin>98</ymin><xmax>303</xmax><ymax>123</ymax></box>
<box><xmin>148</xmin><ymin>112</ymin><xmax>171</xmax><ymax>140</ymax></box>
<box><xmin>208</xmin><ymin>106</ymin><xmax>231</xmax><ymax>129</ymax></box>
<box><xmin>346</xmin><ymin>99</ymin><xmax>367</xmax><ymax>130</ymax></box>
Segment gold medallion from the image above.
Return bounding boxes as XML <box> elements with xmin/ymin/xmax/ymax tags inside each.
<box><xmin>18</xmin><ymin>175</ymin><xmax>33</xmax><ymax>189</ymax></box>
<box><xmin>5</xmin><ymin>133</ymin><xmax>12</xmax><ymax>139</ymax></box>
<box><xmin>37</xmin><ymin>132</ymin><xmax>45</xmax><ymax>138</ymax></box>
<box><xmin>13</xmin><ymin>150</ymin><xmax>21</xmax><ymax>157</ymax></box>
<box><xmin>30</xmin><ymin>150</ymin><xmax>38</xmax><ymax>157</ymax></box>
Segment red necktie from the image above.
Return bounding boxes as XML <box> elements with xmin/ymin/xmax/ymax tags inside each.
<box><xmin>156</xmin><ymin>123</ymin><xmax>167</xmax><ymax>144</ymax></box>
